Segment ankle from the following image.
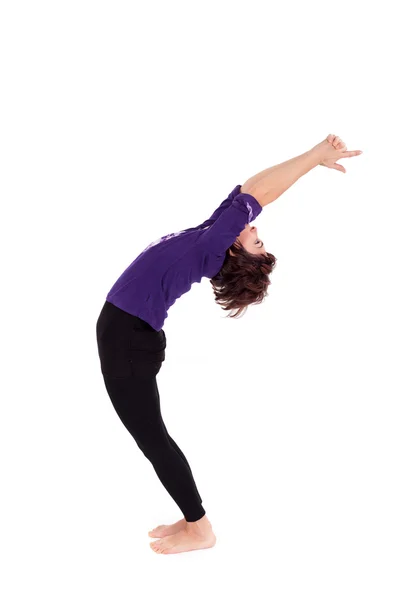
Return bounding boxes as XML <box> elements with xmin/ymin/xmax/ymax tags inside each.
<box><xmin>185</xmin><ymin>515</ymin><xmax>212</xmax><ymax>533</ymax></box>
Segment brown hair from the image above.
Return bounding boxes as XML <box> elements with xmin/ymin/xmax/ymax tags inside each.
<box><xmin>210</xmin><ymin>240</ymin><xmax>277</xmax><ymax>319</ymax></box>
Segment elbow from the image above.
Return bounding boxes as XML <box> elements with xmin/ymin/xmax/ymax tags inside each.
<box><xmin>240</xmin><ymin>184</ymin><xmax>270</xmax><ymax>208</ymax></box>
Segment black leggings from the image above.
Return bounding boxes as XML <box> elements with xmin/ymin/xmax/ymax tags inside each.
<box><xmin>96</xmin><ymin>300</ymin><xmax>205</xmax><ymax>523</ymax></box>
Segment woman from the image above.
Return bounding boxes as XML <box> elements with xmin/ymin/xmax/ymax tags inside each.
<box><xmin>96</xmin><ymin>134</ymin><xmax>362</xmax><ymax>555</ymax></box>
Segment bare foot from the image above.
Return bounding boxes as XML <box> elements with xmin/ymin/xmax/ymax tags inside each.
<box><xmin>148</xmin><ymin>518</ymin><xmax>186</xmax><ymax>538</ymax></box>
<box><xmin>150</xmin><ymin>515</ymin><xmax>216</xmax><ymax>554</ymax></box>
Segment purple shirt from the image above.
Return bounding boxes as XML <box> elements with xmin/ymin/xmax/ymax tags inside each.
<box><xmin>105</xmin><ymin>184</ymin><xmax>263</xmax><ymax>331</ymax></box>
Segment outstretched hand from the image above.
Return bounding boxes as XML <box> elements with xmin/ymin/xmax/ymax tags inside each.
<box><xmin>313</xmin><ymin>134</ymin><xmax>363</xmax><ymax>173</ymax></box>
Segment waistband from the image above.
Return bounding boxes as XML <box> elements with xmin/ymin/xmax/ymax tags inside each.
<box><xmin>100</xmin><ymin>300</ymin><xmax>157</xmax><ymax>332</ymax></box>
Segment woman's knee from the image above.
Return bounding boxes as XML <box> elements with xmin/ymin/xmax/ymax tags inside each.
<box><xmin>133</xmin><ymin>422</ymin><xmax>170</xmax><ymax>458</ymax></box>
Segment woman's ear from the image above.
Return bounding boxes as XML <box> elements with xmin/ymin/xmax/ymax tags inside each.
<box><xmin>229</xmin><ymin>240</ymin><xmax>241</xmax><ymax>257</ymax></box>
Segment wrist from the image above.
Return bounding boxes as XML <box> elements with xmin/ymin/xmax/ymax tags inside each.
<box><xmin>307</xmin><ymin>144</ymin><xmax>324</xmax><ymax>166</ymax></box>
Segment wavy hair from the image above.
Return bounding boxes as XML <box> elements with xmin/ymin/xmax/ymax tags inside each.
<box><xmin>210</xmin><ymin>239</ymin><xmax>277</xmax><ymax>319</ymax></box>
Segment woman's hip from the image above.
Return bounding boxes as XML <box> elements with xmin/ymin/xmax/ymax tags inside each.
<box><xmin>96</xmin><ymin>300</ymin><xmax>166</xmax><ymax>379</ymax></box>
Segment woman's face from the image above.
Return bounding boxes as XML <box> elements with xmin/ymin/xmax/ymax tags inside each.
<box><xmin>230</xmin><ymin>224</ymin><xmax>267</xmax><ymax>256</ymax></box>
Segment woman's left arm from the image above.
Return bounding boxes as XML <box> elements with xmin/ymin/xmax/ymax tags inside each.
<box><xmin>241</xmin><ymin>134</ymin><xmax>362</xmax><ymax>208</ymax></box>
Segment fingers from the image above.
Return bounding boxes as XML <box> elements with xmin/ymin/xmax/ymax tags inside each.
<box><xmin>333</xmin><ymin>136</ymin><xmax>346</xmax><ymax>150</ymax></box>
<box><xmin>332</xmin><ymin>163</ymin><xmax>346</xmax><ymax>173</ymax></box>
<box><xmin>328</xmin><ymin>134</ymin><xmax>347</xmax><ymax>150</ymax></box>
<box><xmin>342</xmin><ymin>150</ymin><xmax>363</xmax><ymax>158</ymax></box>
<box><xmin>329</xmin><ymin>133</ymin><xmax>363</xmax><ymax>157</ymax></box>
<box><xmin>327</xmin><ymin>134</ymin><xmax>342</xmax><ymax>146</ymax></box>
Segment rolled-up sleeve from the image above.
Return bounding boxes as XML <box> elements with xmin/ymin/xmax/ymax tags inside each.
<box><xmin>194</xmin><ymin>184</ymin><xmax>244</xmax><ymax>229</ymax></box>
<box><xmin>196</xmin><ymin>187</ymin><xmax>262</xmax><ymax>255</ymax></box>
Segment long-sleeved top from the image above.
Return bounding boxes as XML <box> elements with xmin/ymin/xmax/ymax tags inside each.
<box><xmin>105</xmin><ymin>184</ymin><xmax>263</xmax><ymax>331</ymax></box>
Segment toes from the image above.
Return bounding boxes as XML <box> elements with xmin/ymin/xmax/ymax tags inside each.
<box><xmin>148</xmin><ymin>528</ymin><xmax>161</xmax><ymax>537</ymax></box>
<box><xmin>155</xmin><ymin>538</ymin><xmax>169</xmax><ymax>552</ymax></box>
<box><xmin>150</xmin><ymin>542</ymin><xmax>164</xmax><ymax>553</ymax></box>
<box><xmin>150</xmin><ymin>537</ymin><xmax>169</xmax><ymax>554</ymax></box>
<box><xmin>148</xmin><ymin>525</ymin><xmax>165</xmax><ymax>537</ymax></box>
<box><xmin>150</xmin><ymin>541</ymin><xmax>160</xmax><ymax>551</ymax></box>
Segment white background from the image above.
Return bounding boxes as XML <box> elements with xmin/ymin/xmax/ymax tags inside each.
<box><xmin>1</xmin><ymin>1</ymin><xmax>399</xmax><ymax>599</ymax></box>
